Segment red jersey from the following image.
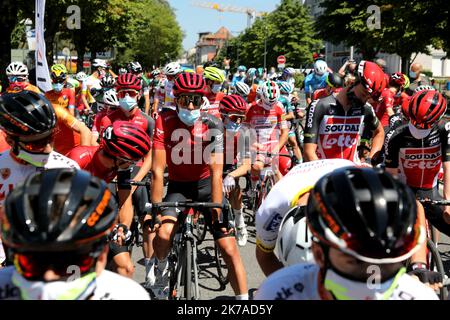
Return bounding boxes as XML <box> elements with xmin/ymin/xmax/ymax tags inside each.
<box><xmin>313</xmin><ymin>88</ymin><xmax>330</xmax><ymax>100</ymax></box>
<box><xmin>92</xmin><ymin>108</ymin><xmax>111</xmax><ymax>137</ymax></box>
<box><xmin>245</xmin><ymin>101</ymin><xmax>288</xmax><ymax>153</ymax></box>
<box><xmin>373</xmin><ymin>88</ymin><xmax>395</xmax><ymax>127</ymax></box>
<box><xmin>67</xmin><ymin>145</ymin><xmax>117</xmax><ymax>183</ymax></box>
<box><xmin>205</xmin><ymin>92</ymin><xmax>225</xmax><ymax>118</ymax></box>
<box><xmin>99</xmin><ymin>109</ymin><xmax>154</xmax><ymax>140</ymax></box>
<box><xmin>223</xmin><ymin>128</ymin><xmax>251</xmax><ymax>166</ymax></box>
<box><xmin>153</xmin><ymin>110</ymin><xmax>224</xmax><ymax>182</ymax></box>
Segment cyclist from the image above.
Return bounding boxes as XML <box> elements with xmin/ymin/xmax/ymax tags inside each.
<box><xmin>385</xmin><ymin>89</ymin><xmax>450</xmax><ymax>237</ymax></box>
<box><xmin>152</xmin><ymin>62</ymin><xmax>182</xmax><ymax>116</ymax></box>
<box><xmin>91</xmin><ymin>89</ymin><xmax>119</xmax><ymax>143</ymax></box>
<box><xmin>255</xmin><ymin>167</ymin><xmax>438</xmax><ymax>300</ymax></box>
<box><xmin>74</xmin><ymin>71</ymin><xmax>91</xmax><ymax>115</ymax></box>
<box><xmin>0</xmin><ymin>168</ymin><xmax>150</xmax><ymax>300</ymax></box>
<box><xmin>4</xmin><ymin>62</ymin><xmax>41</xmax><ymax>94</ymax></box>
<box><xmin>148</xmin><ymin>72</ymin><xmax>248</xmax><ymax>300</ymax></box>
<box><xmin>255</xmin><ymin>159</ymin><xmax>354</xmax><ymax>276</ymax></box>
<box><xmin>45</xmin><ymin>66</ymin><xmax>93</xmax><ymax>156</ymax></box>
<box><xmin>312</xmin><ymin>72</ymin><xmax>344</xmax><ymax>101</ymax></box>
<box><xmin>247</xmin><ymin>68</ymin><xmax>266</xmax><ymax>103</ymax></box>
<box><xmin>86</xmin><ymin>59</ymin><xmax>107</xmax><ymax>91</ymax></box>
<box><xmin>278</xmin><ymin>81</ymin><xmax>302</xmax><ymax>164</ymax></box>
<box><xmin>304</xmin><ymin>60</ymin><xmax>329</xmax><ymax>105</ymax></box>
<box><xmin>372</xmin><ymin>72</ymin><xmax>407</xmax><ymax>132</ymax></box>
<box><xmin>245</xmin><ymin>80</ymin><xmax>289</xmax><ymax>186</ymax></box>
<box><xmin>231</xmin><ymin>65</ymin><xmax>247</xmax><ymax>87</ymax></box>
<box><xmin>0</xmin><ymin>91</ymin><xmax>80</xmax><ymax>266</ymax></box>
<box><xmin>127</xmin><ymin>61</ymin><xmax>151</xmax><ymax>115</ymax></box>
<box><xmin>68</xmin><ymin>121</ymin><xmax>151</xmax><ymax>278</ymax></box>
<box><xmin>276</xmin><ymin>67</ymin><xmax>296</xmax><ymax>87</ymax></box>
<box><xmin>220</xmin><ymin>95</ymin><xmax>251</xmax><ymax>247</ymax></box>
<box><xmin>203</xmin><ymin>66</ymin><xmax>226</xmax><ymax>117</ymax></box>
<box><xmin>303</xmin><ymin>61</ymin><xmax>385</xmax><ymax>165</ymax></box>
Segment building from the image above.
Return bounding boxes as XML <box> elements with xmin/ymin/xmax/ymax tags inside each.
<box><xmin>195</xmin><ymin>27</ymin><xmax>233</xmax><ymax>66</ymax></box>
<box><xmin>304</xmin><ymin>0</ymin><xmax>449</xmax><ymax>77</ymax></box>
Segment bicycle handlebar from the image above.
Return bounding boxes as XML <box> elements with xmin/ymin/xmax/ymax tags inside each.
<box><xmin>111</xmin><ymin>179</ymin><xmax>151</xmax><ymax>187</ymax></box>
<box><xmin>417</xmin><ymin>198</ymin><xmax>450</xmax><ymax>206</ymax></box>
<box><xmin>149</xmin><ymin>202</ymin><xmax>224</xmax><ymax>210</ymax></box>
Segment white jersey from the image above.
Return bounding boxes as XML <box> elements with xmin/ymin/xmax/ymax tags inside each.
<box><xmin>256</xmin><ymin>159</ymin><xmax>355</xmax><ymax>252</ymax></box>
<box><xmin>0</xmin><ymin>267</ymin><xmax>150</xmax><ymax>300</ymax></box>
<box><xmin>254</xmin><ymin>263</ymin><xmax>439</xmax><ymax>300</ymax></box>
<box><xmin>0</xmin><ymin>151</ymin><xmax>79</xmax><ymax>263</ymax></box>
<box><xmin>162</xmin><ymin>79</ymin><xmax>176</xmax><ymax>110</ymax></box>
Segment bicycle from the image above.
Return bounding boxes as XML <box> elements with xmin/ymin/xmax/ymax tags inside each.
<box><xmin>149</xmin><ymin>201</ymin><xmax>232</xmax><ymax>300</ymax></box>
<box><xmin>416</xmin><ymin>198</ymin><xmax>450</xmax><ymax>300</ymax></box>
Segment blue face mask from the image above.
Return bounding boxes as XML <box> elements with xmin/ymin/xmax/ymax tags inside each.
<box><xmin>409</xmin><ymin>71</ymin><xmax>417</xmax><ymax>79</ymax></box>
<box><xmin>178</xmin><ymin>108</ymin><xmax>201</xmax><ymax>126</ymax></box>
<box><xmin>212</xmin><ymin>84</ymin><xmax>222</xmax><ymax>94</ymax></box>
<box><xmin>119</xmin><ymin>95</ymin><xmax>137</xmax><ymax>112</ymax></box>
<box><xmin>52</xmin><ymin>83</ymin><xmax>64</xmax><ymax>92</ymax></box>
<box><xmin>224</xmin><ymin>117</ymin><xmax>241</xmax><ymax>133</ymax></box>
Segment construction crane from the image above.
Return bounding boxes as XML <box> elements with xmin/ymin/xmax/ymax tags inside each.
<box><xmin>191</xmin><ymin>1</ymin><xmax>266</xmax><ymax>29</ymax></box>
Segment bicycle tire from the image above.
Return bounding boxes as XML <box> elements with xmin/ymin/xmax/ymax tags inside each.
<box><xmin>214</xmin><ymin>243</ymin><xmax>229</xmax><ymax>286</ymax></box>
<box><xmin>184</xmin><ymin>240</ymin><xmax>194</xmax><ymax>300</ymax></box>
<box><xmin>426</xmin><ymin>238</ymin><xmax>448</xmax><ymax>300</ymax></box>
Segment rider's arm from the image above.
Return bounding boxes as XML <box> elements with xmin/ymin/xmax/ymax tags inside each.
<box><xmin>274</xmin><ymin>108</ymin><xmax>289</xmax><ymax>153</ymax></box>
<box><xmin>229</xmin><ymin>158</ymin><xmax>251</xmax><ymax>178</ymax></box>
<box><xmin>144</xmin><ymin>93</ymin><xmax>151</xmax><ymax>115</ymax></box>
<box><xmin>67</xmin><ymin>89</ymin><xmax>76</xmax><ymax>116</ymax></box>
<box><xmin>129</xmin><ymin>116</ymin><xmax>154</xmax><ymax>190</ymax></box>
<box><xmin>117</xmin><ymin>184</ymin><xmax>134</xmax><ymax>228</ymax></box>
<box><xmin>384</xmin><ymin>129</ymin><xmax>401</xmax><ymax>177</ymax></box>
<box><xmin>338</xmin><ymin>61</ymin><xmax>349</xmax><ymax>77</ymax></box>
<box><xmin>256</xmin><ymin>246</ymin><xmax>284</xmax><ymax>277</ymax></box>
<box><xmin>72</xmin><ymin>120</ymin><xmax>93</xmax><ymax>146</ymax></box>
<box><xmin>210</xmin><ymin>152</ymin><xmax>224</xmax><ymax>222</ymax></box>
<box><xmin>369</xmin><ymin>121</ymin><xmax>385</xmax><ymax>159</ymax></box>
<box><xmin>303</xmin><ymin>100</ymin><xmax>322</xmax><ymax>161</ymax></box>
<box><xmin>410</xmin><ymin>200</ymin><xmax>428</xmax><ymax>265</ymax></box>
<box><xmin>151</xmin><ymin>116</ymin><xmax>166</xmax><ymax>203</ymax></box>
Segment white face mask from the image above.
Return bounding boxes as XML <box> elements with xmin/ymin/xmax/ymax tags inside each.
<box><xmin>212</xmin><ymin>84</ymin><xmax>222</xmax><ymax>94</ymax></box>
<box><xmin>324</xmin><ymin>267</ymin><xmax>405</xmax><ymax>300</ymax></box>
<box><xmin>12</xmin><ymin>271</ymin><xmax>97</xmax><ymax>300</ymax></box>
<box><xmin>16</xmin><ymin>149</ymin><xmax>51</xmax><ymax>167</ymax></box>
<box><xmin>408</xmin><ymin>122</ymin><xmax>432</xmax><ymax>139</ymax></box>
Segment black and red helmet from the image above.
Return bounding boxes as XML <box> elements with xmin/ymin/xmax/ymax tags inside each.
<box><xmin>101</xmin><ymin>121</ymin><xmax>151</xmax><ymax>161</ymax></box>
<box><xmin>116</xmin><ymin>73</ymin><xmax>142</xmax><ymax>91</ymax></box>
<box><xmin>219</xmin><ymin>94</ymin><xmax>248</xmax><ymax>115</ymax></box>
<box><xmin>306</xmin><ymin>167</ymin><xmax>424</xmax><ymax>264</ymax></box>
<box><xmin>408</xmin><ymin>89</ymin><xmax>447</xmax><ymax>129</ymax></box>
<box><xmin>173</xmin><ymin>72</ymin><xmax>207</xmax><ymax>97</ymax></box>
<box><xmin>357</xmin><ymin>61</ymin><xmax>387</xmax><ymax>99</ymax></box>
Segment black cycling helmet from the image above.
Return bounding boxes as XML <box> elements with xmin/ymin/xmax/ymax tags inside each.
<box><xmin>1</xmin><ymin>168</ymin><xmax>118</xmax><ymax>255</ymax></box>
<box><xmin>306</xmin><ymin>167</ymin><xmax>424</xmax><ymax>264</ymax></box>
<box><xmin>0</xmin><ymin>90</ymin><xmax>56</xmax><ymax>141</ymax></box>
<box><xmin>100</xmin><ymin>73</ymin><xmax>116</xmax><ymax>88</ymax></box>
<box><xmin>326</xmin><ymin>72</ymin><xmax>344</xmax><ymax>89</ymax></box>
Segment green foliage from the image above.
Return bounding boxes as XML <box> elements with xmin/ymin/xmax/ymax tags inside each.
<box><xmin>422</xmin><ymin>69</ymin><xmax>433</xmax><ymax>77</ymax></box>
<box><xmin>293</xmin><ymin>72</ymin><xmax>305</xmax><ymax>88</ymax></box>
<box><xmin>216</xmin><ymin>0</ymin><xmax>321</xmax><ymax>69</ymax></box>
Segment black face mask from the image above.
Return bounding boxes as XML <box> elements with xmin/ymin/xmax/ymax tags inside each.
<box><xmin>346</xmin><ymin>88</ymin><xmax>365</xmax><ymax>107</ymax></box>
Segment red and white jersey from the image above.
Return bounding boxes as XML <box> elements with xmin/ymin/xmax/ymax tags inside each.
<box><xmin>245</xmin><ymin>100</ymin><xmax>288</xmax><ymax>152</ymax></box>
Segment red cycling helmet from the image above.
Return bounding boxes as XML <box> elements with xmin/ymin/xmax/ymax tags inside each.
<box><xmin>357</xmin><ymin>61</ymin><xmax>387</xmax><ymax>99</ymax></box>
<box><xmin>219</xmin><ymin>95</ymin><xmax>248</xmax><ymax>115</ymax></box>
<box><xmin>101</xmin><ymin>121</ymin><xmax>151</xmax><ymax>161</ymax></box>
<box><xmin>116</xmin><ymin>73</ymin><xmax>142</xmax><ymax>91</ymax></box>
<box><xmin>408</xmin><ymin>89</ymin><xmax>447</xmax><ymax>129</ymax></box>
<box><xmin>173</xmin><ymin>72</ymin><xmax>207</xmax><ymax>97</ymax></box>
<box><xmin>389</xmin><ymin>72</ymin><xmax>406</xmax><ymax>89</ymax></box>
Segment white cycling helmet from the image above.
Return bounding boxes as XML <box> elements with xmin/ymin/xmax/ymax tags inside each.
<box><xmin>163</xmin><ymin>62</ymin><xmax>181</xmax><ymax>76</ymax></box>
<box><xmin>75</xmin><ymin>71</ymin><xmax>88</xmax><ymax>82</ymax></box>
<box><xmin>314</xmin><ymin>60</ymin><xmax>328</xmax><ymax>76</ymax></box>
<box><xmin>414</xmin><ymin>84</ymin><xmax>435</xmax><ymax>93</ymax></box>
<box><xmin>235</xmin><ymin>81</ymin><xmax>250</xmax><ymax>96</ymax></box>
<box><xmin>275</xmin><ymin>206</ymin><xmax>314</xmax><ymax>266</ymax></box>
<box><xmin>92</xmin><ymin>59</ymin><xmax>107</xmax><ymax>69</ymax></box>
<box><xmin>260</xmin><ymin>80</ymin><xmax>280</xmax><ymax>105</ymax></box>
<box><xmin>6</xmin><ymin>62</ymin><xmax>28</xmax><ymax>77</ymax></box>
<box><xmin>103</xmin><ymin>89</ymin><xmax>119</xmax><ymax>108</ymax></box>
<box><xmin>118</xmin><ymin>68</ymin><xmax>127</xmax><ymax>75</ymax></box>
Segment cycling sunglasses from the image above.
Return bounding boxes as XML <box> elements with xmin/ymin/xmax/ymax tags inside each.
<box><xmin>8</xmin><ymin>76</ymin><xmax>27</xmax><ymax>83</ymax></box>
<box><xmin>222</xmin><ymin>113</ymin><xmax>245</xmax><ymax>123</ymax></box>
<box><xmin>14</xmin><ymin>252</ymin><xmax>95</xmax><ymax>280</ymax></box>
<box><xmin>117</xmin><ymin>90</ymin><xmax>139</xmax><ymax>99</ymax></box>
<box><xmin>52</xmin><ymin>77</ymin><xmax>67</xmax><ymax>84</ymax></box>
<box><xmin>177</xmin><ymin>94</ymin><xmax>204</xmax><ymax>107</ymax></box>
<box><xmin>19</xmin><ymin>135</ymin><xmax>53</xmax><ymax>152</ymax></box>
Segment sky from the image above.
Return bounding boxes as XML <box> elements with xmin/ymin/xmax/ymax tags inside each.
<box><xmin>168</xmin><ymin>0</ymin><xmax>281</xmax><ymax>51</ymax></box>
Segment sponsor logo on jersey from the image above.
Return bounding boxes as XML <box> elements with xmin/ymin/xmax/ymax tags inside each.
<box><xmin>400</xmin><ymin>145</ymin><xmax>442</xmax><ymax>188</ymax></box>
<box><xmin>263</xmin><ymin>212</ymin><xmax>283</xmax><ymax>232</ymax></box>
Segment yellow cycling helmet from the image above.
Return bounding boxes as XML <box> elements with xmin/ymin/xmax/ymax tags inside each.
<box><xmin>204</xmin><ymin>67</ymin><xmax>225</xmax><ymax>84</ymax></box>
<box><xmin>50</xmin><ymin>64</ymin><xmax>68</xmax><ymax>81</ymax></box>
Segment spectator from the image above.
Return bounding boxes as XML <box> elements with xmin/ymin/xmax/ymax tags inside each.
<box><xmin>405</xmin><ymin>62</ymin><xmax>430</xmax><ymax>95</ymax></box>
<box><xmin>338</xmin><ymin>59</ymin><xmax>357</xmax><ymax>77</ymax></box>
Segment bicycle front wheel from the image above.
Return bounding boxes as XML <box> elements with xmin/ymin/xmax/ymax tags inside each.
<box><xmin>214</xmin><ymin>243</ymin><xmax>229</xmax><ymax>287</ymax></box>
<box><xmin>427</xmin><ymin>238</ymin><xmax>447</xmax><ymax>300</ymax></box>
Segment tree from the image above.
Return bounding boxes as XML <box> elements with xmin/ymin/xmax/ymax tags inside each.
<box><xmin>215</xmin><ymin>0</ymin><xmax>321</xmax><ymax>70</ymax></box>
